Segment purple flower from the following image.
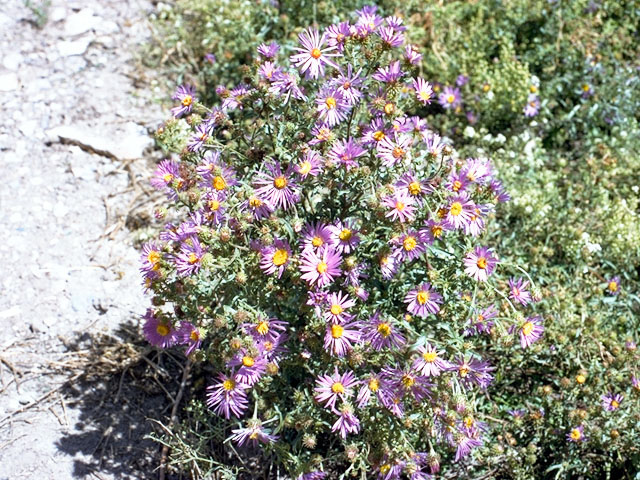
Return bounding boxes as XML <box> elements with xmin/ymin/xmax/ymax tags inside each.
<box><xmin>361</xmin><ymin>117</ymin><xmax>391</xmax><ymax>146</ymax></box>
<box><xmin>151</xmin><ymin>159</ymin><xmax>183</xmax><ymax>200</ymax></box>
<box><xmin>324</xmin><ymin>319</ymin><xmax>361</xmax><ymax>357</ymax></box>
<box><xmin>456</xmin><ymin>74</ymin><xmax>469</xmax><ymax>87</ymax></box>
<box><xmin>316</xmin><ymin>87</ymin><xmax>351</xmax><ymax>127</ymax></box>
<box><xmin>178</xmin><ymin>321</ymin><xmax>202</xmax><ymax>355</ymax></box>
<box><xmin>204</xmin><ymin>53</ymin><xmax>216</xmax><ymax>64</ymax></box>
<box><xmin>373</xmin><ymin>61</ymin><xmax>404</xmax><ymax>84</ymax></box>
<box><xmin>259</xmin><ymin>61</ymin><xmax>281</xmax><ymax>81</ymax></box>
<box><xmin>269</xmin><ymin>72</ymin><xmax>306</xmax><ymax>101</ymax></box>
<box><xmin>524</xmin><ymin>94</ymin><xmax>540</xmax><ymax>117</ymax></box>
<box><xmin>295</xmin><ymin>150</ymin><xmax>324</xmax><ymax>178</ymax></box>
<box><xmin>206</xmin><ymin>373</ymin><xmax>250</xmax><ymax>419</ymax></box>
<box><xmin>512</xmin><ymin>316</ymin><xmax>544</xmax><ymax>348</ymax></box>
<box><xmin>197</xmin><ymin>150</ymin><xmax>238</xmax><ymax>192</ymax></box>
<box><xmin>298</xmin><ymin>473</ymin><xmax>327</xmax><ymax>480</ymax></box>
<box><xmin>379</xmin><ymin>252</ymin><xmax>400</xmax><ymax>279</ymax></box>
<box><xmin>253</xmin><ymin>162</ymin><xmax>300</xmax><ymax>211</ymax></box>
<box><xmin>332</xmin><ymin>405</ymin><xmax>361</xmax><ymax>438</ymax></box>
<box><xmin>187</xmin><ymin>123</ymin><xmax>211</xmax><ymax>152</ymax></box>
<box><xmin>230</xmin><ymin>419</ymin><xmax>278</xmax><ymax>447</ymax></box>
<box><xmin>395</xmin><ymin>172</ymin><xmax>432</xmax><ymax>204</ymax></box>
<box><xmin>334</xmin><ymin>65</ymin><xmax>363</xmax><ymax>104</ymax></box>
<box><xmin>324</xmin><ymin>291</ymin><xmax>356</xmax><ymax>323</ymax></box>
<box><xmin>171</xmin><ymin>84</ymin><xmax>196</xmax><ymax>117</ymax></box>
<box><xmin>377</xmin><ymin>133</ymin><xmax>412</xmax><ymax>166</ymax></box>
<box><xmin>290</xmin><ymin>28</ymin><xmax>340</xmax><ymax>79</ymax></box>
<box><xmin>455</xmin><ymin>356</ymin><xmax>494</xmax><ymax>389</ymax></box>
<box><xmin>228</xmin><ymin>351</ymin><xmax>268</xmax><ymax>386</ymax></box>
<box><xmin>454</xmin><ymin>433</ymin><xmax>483</xmax><ymax>461</ymax></box>
<box><xmin>438</xmin><ymin>86</ymin><xmax>461</xmax><ymax>110</ymax></box>
<box><xmin>140</xmin><ymin>241</ymin><xmax>162</xmax><ymax>277</ymax></box>
<box><xmin>444</xmin><ymin>193</ymin><xmax>476</xmax><ymax>230</ymax></box>
<box><xmin>391</xmin><ymin>230</ymin><xmax>427</xmax><ymax>262</ymax></box>
<box><xmin>382</xmin><ymin>190</ymin><xmax>416</xmax><ymax>223</ymax></box>
<box><xmin>328</xmin><ymin>138</ymin><xmax>366</xmax><ymax>170</ymax></box>
<box><xmin>412</xmin><ymin>343</ymin><xmax>451</xmax><ymax>377</ymax></box>
<box><xmin>404</xmin><ymin>44</ymin><xmax>422</xmax><ymax>65</ymax></box>
<box><xmin>489</xmin><ymin>179</ymin><xmax>511</xmax><ymax>202</ymax></box>
<box><xmin>300</xmin><ymin>246</ymin><xmax>342</xmax><ymax>287</ymax></box>
<box><xmin>461</xmin><ymin>157</ymin><xmax>494</xmax><ymax>184</ymax></box>
<box><xmin>606</xmin><ymin>276</ymin><xmax>620</xmax><ymax>295</ymax></box>
<box><xmin>309</xmin><ymin>124</ymin><xmax>333</xmax><ymax>145</ymax></box>
<box><xmin>243</xmin><ymin>317</ymin><xmax>288</xmax><ymax>343</ymax></box>
<box><xmin>509</xmin><ymin>277</ymin><xmax>532</xmax><ymax>306</ymax></box>
<box><xmin>326</xmin><ymin>22</ymin><xmax>351</xmax><ymax>52</ymax></box>
<box><xmin>464</xmin><ymin>246</ymin><xmax>499</xmax><ymax>282</ymax></box>
<box><xmin>602</xmin><ymin>392</ymin><xmax>623</xmax><ymax>411</ymax></box>
<box><xmin>143</xmin><ymin>309</ymin><xmax>178</xmax><ymax>348</ymax></box>
<box><xmin>328</xmin><ymin>219</ymin><xmax>361</xmax><ymax>254</ymax></box>
<box><xmin>363</xmin><ymin>311</ymin><xmax>405</xmax><ymax>351</ymax></box>
<box><xmin>201</xmin><ymin>191</ymin><xmax>226</xmax><ymax>225</ymax></box>
<box><xmin>378</xmin><ymin>26</ymin><xmax>404</xmax><ymax>48</ymax></box>
<box><xmin>567</xmin><ymin>425</ymin><xmax>586</xmax><ymax>442</ymax></box>
<box><xmin>243</xmin><ymin>193</ymin><xmax>274</xmax><ymax>220</ymax></box>
<box><xmin>413</xmin><ymin>77</ymin><xmax>433</xmax><ymax>105</ymax></box>
<box><xmin>222</xmin><ymin>85</ymin><xmax>250</xmax><ymax>111</ymax></box>
<box><xmin>174</xmin><ymin>237</ymin><xmax>206</xmax><ymax>277</ymax></box>
<box><xmin>465</xmin><ymin>304</ymin><xmax>498</xmax><ymax>336</ymax></box>
<box><xmin>314</xmin><ymin>368</ymin><xmax>357</xmax><ymax>409</ymax></box>
<box><xmin>631</xmin><ymin>376</ymin><xmax>640</xmax><ymax>392</ymax></box>
<box><xmin>382</xmin><ymin>366</ymin><xmax>432</xmax><ymax>402</ymax></box>
<box><xmin>405</xmin><ymin>283</ymin><xmax>443</xmax><ymax>318</ymax></box>
<box><xmin>300</xmin><ymin>222</ymin><xmax>332</xmax><ymax>252</ymax></box>
<box><xmin>422</xmin><ymin>131</ymin><xmax>445</xmax><ymax>159</ymax></box>
<box><xmin>260</xmin><ymin>238</ymin><xmax>292</xmax><ymax>278</ymax></box>
<box><xmin>356</xmin><ymin>6</ymin><xmax>383</xmax><ymax>34</ymax></box>
<box><xmin>257</xmin><ymin>41</ymin><xmax>279</xmax><ymax>59</ymax></box>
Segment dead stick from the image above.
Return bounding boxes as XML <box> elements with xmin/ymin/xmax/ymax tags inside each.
<box><xmin>158</xmin><ymin>359</ymin><xmax>192</xmax><ymax>480</ymax></box>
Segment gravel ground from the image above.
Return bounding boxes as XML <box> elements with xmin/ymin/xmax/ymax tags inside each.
<box><xmin>0</xmin><ymin>1</ymin><xmax>171</xmax><ymax>478</ymax></box>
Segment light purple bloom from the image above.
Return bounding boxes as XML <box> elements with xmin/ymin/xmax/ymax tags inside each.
<box><xmin>324</xmin><ymin>319</ymin><xmax>361</xmax><ymax>357</ymax></box>
<box><xmin>363</xmin><ymin>311</ymin><xmax>405</xmax><ymax>351</ymax></box>
<box><xmin>178</xmin><ymin>321</ymin><xmax>202</xmax><ymax>356</ymax></box>
<box><xmin>405</xmin><ymin>283</ymin><xmax>443</xmax><ymax>318</ymax></box>
<box><xmin>334</xmin><ymin>65</ymin><xmax>363</xmax><ymax>104</ymax></box>
<box><xmin>206</xmin><ymin>373</ymin><xmax>250</xmax><ymax>419</ymax></box>
<box><xmin>412</xmin><ymin>343</ymin><xmax>451</xmax><ymax>377</ymax></box>
<box><xmin>509</xmin><ymin>277</ymin><xmax>532</xmax><ymax>306</ymax></box>
<box><xmin>391</xmin><ymin>230</ymin><xmax>427</xmax><ymax>262</ymax></box>
<box><xmin>171</xmin><ymin>84</ymin><xmax>196</xmax><ymax>117</ymax></box>
<box><xmin>438</xmin><ymin>86</ymin><xmax>461</xmax><ymax>109</ymax></box>
<box><xmin>300</xmin><ymin>221</ymin><xmax>332</xmax><ymax>252</ymax></box>
<box><xmin>567</xmin><ymin>425</ymin><xmax>586</xmax><ymax>442</ymax></box>
<box><xmin>326</xmin><ymin>22</ymin><xmax>351</xmax><ymax>52</ymax></box>
<box><xmin>328</xmin><ymin>138</ymin><xmax>366</xmax><ymax>170</ymax></box>
<box><xmin>332</xmin><ymin>405</ymin><xmax>361</xmax><ymax>438</ymax></box>
<box><xmin>300</xmin><ymin>246</ymin><xmax>342</xmax><ymax>287</ymax></box>
<box><xmin>463</xmin><ymin>246</ymin><xmax>499</xmax><ymax>282</ymax></box>
<box><xmin>328</xmin><ymin>219</ymin><xmax>361</xmax><ymax>254</ymax></box>
<box><xmin>253</xmin><ymin>162</ymin><xmax>300</xmax><ymax>210</ymax></box>
<box><xmin>377</xmin><ymin>133</ymin><xmax>412</xmax><ymax>166</ymax></box>
<box><xmin>323</xmin><ymin>291</ymin><xmax>356</xmax><ymax>324</ymax></box>
<box><xmin>257</xmin><ymin>41</ymin><xmax>279</xmax><ymax>59</ymax></box>
<box><xmin>295</xmin><ymin>150</ymin><xmax>324</xmax><ymax>178</ymax></box>
<box><xmin>455</xmin><ymin>356</ymin><xmax>494</xmax><ymax>389</ymax></box>
<box><xmin>151</xmin><ymin>159</ymin><xmax>183</xmax><ymax>200</ymax></box>
<box><xmin>227</xmin><ymin>351</ymin><xmax>268</xmax><ymax>386</ymax></box>
<box><xmin>314</xmin><ymin>368</ymin><xmax>357</xmax><ymax>410</ymax></box>
<box><xmin>602</xmin><ymin>392</ymin><xmax>623</xmax><ymax>411</ymax></box>
<box><xmin>404</xmin><ymin>44</ymin><xmax>422</xmax><ymax>65</ymax></box>
<box><xmin>524</xmin><ymin>94</ymin><xmax>540</xmax><ymax>117</ymax></box>
<box><xmin>259</xmin><ymin>238</ymin><xmax>292</xmax><ymax>278</ymax></box>
<box><xmin>316</xmin><ymin>87</ymin><xmax>351</xmax><ymax>126</ymax></box>
<box><xmin>413</xmin><ymin>77</ymin><xmax>433</xmax><ymax>105</ymax></box>
<box><xmin>378</xmin><ymin>26</ymin><xmax>404</xmax><ymax>48</ymax></box>
<box><xmin>512</xmin><ymin>316</ymin><xmax>544</xmax><ymax>348</ymax></box>
<box><xmin>606</xmin><ymin>276</ymin><xmax>621</xmax><ymax>295</ymax></box>
<box><xmin>465</xmin><ymin>304</ymin><xmax>498</xmax><ymax>336</ymax></box>
<box><xmin>143</xmin><ymin>309</ymin><xmax>178</xmax><ymax>348</ymax></box>
<box><xmin>174</xmin><ymin>237</ymin><xmax>206</xmax><ymax>277</ymax></box>
<box><xmin>290</xmin><ymin>28</ymin><xmax>340</xmax><ymax>79</ymax></box>
<box><xmin>230</xmin><ymin>419</ymin><xmax>279</xmax><ymax>447</ymax></box>
<box><xmin>382</xmin><ymin>190</ymin><xmax>416</xmax><ymax>223</ymax></box>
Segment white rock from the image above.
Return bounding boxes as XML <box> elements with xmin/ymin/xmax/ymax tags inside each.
<box><xmin>2</xmin><ymin>53</ymin><xmax>22</xmax><ymax>71</ymax></box>
<box><xmin>53</xmin><ymin>202</ymin><xmax>69</xmax><ymax>218</ymax></box>
<box><xmin>0</xmin><ymin>71</ymin><xmax>19</xmax><ymax>91</ymax></box>
<box><xmin>64</xmin><ymin>8</ymin><xmax>100</xmax><ymax>36</ymax></box>
<box><xmin>49</xmin><ymin>6</ymin><xmax>67</xmax><ymax>23</ymax></box>
<box><xmin>94</xmin><ymin>20</ymin><xmax>119</xmax><ymax>35</ymax></box>
<box><xmin>57</xmin><ymin>36</ymin><xmax>92</xmax><ymax>57</ymax></box>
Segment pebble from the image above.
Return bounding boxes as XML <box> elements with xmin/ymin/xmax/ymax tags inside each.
<box><xmin>0</xmin><ymin>71</ymin><xmax>19</xmax><ymax>91</ymax></box>
<box><xmin>64</xmin><ymin>8</ymin><xmax>101</xmax><ymax>37</ymax></box>
<box><xmin>56</xmin><ymin>36</ymin><xmax>92</xmax><ymax>57</ymax></box>
<box><xmin>2</xmin><ymin>52</ymin><xmax>22</xmax><ymax>70</ymax></box>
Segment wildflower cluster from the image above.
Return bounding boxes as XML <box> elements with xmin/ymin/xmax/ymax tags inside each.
<box><xmin>143</xmin><ymin>6</ymin><xmax>541</xmax><ymax>478</ymax></box>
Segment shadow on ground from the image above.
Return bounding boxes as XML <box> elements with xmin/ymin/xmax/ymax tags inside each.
<box><xmin>54</xmin><ymin>320</ymin><xmax>186</xmax><ymax>479</ymax></box>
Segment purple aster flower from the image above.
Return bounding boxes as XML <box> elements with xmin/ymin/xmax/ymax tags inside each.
<box><xmin>391</xmin><ymin>230</ymin><xmax>427</xmax><ymax>262</ymax></box>
<box><xmin>201</xmin><ymin>191</ymin><xmax>226</xmax><ymax>225</ymax></box>
<box><xmin>581</xmin><ymin>83</ymin><xmax>593</xmax><ymax>98</ymax></box>
<box><xmin>178</xmin><ymin>321</ymin><xmax>202</xmax><ymax>356</ymax></box>
<box><xmin>300</xmin><ymin>246</ymin><xmax>342</xmax><ymax>287</ymax></box>
<box><xmin>464</xmin><ymin>304</ymin><xmax>498</xmax><ymax>336</ymax></box>
<box><xmin>455</xmin><ymin>356</ymin><xmax>494</xmax><ymax>389</ymax></box>
<box><xmin>444</xmin><ymin>193</ymin><xmax>476</xmax><ymax>230</ymax></box>
<box><xmin>323</xmin><ymin>291</ymin><xmax>356</xmax><ymax>323</ymax></box>
<box><xmin>438</xmin><ymin>86</ymin><xmax>461</xmax><ymax>110</ymax></box>
<box><xmin>151</xmin><ymin>159</ymin><xmax>183</xmax><ymax>200</ymax></box>
<box><xmin>258</xmin><ymin>61</ymin><xmax>282</xmax><ymax>82</ymax></box>
<box><xmin>222</xmin><ymin>85</ymin><xmax>250</xmax><ymax>111</ymax></box>
<box><xmin>377</xmin><ymin>458</ymin><xmax>403</xmax><ymax>480</ymax></box>
<box><xmin>372</xmin><ymin>61</ymin><xmax>404</xmax><ymax>84</ymax></box>
<box><xmin>379</xmin><ymin>252</ymin><xmax>400</xmax><ymax>279</ymax></box>
<box><xmin>509</xmin><ymin>277</ymin><xmax>532</xmax><ymax>306</ymax></box>
<box><xmin>454</xmin><ymin>433</ymin><xmax>483</xmax><ymax>461</ymax></box>
<box><xmin>260</xmin><ymin>238</ymin><xmax>292</xmax><ymax>278</ymax></box>
<box><xmin>187</xmin><ymin>123</ymin><xmax>211</xmax><ymax>152</ymax></box>
<box><xmin>174</xmin><ymin>237</ymin><xmax>206</xmax><ymax>277</ymax></box>
<box><xmin>488</xmin><ymin>179</ymin><xmax>511</xmax><ymax>202</ymax></box>
<box><xmin>363</xmin><ymin>311</ymin><xmax>405</xmax><ymax>350</ymax></box>
<box><xmin>197</xmin><ymin>150</ymin><xmax>238</xmax><ymax>193</ymax></box>
<box><xmin>386</xmin><ymin>15</ymin><xmax>406</xmax><ymax>32</ymax></box>
<box><xmin>257</xmin><ymin>41</ymin><xmax>279</xmax><ymax>59</ymax></box>
<box><xmin>567</xmin><ymin>425</ymin><xmax>586</xmax><ymax>442</ymax></box>
<box><xmin>395</xmin><ymin>172</ymin><xmax>432</xmax><ymax>204</ymax></box>
<box><xmin>298</xmin><ymin>473</ymin><xmax>327</xmax><ymax>480</ymax></box>
<box><xmin>509</xmin><ymin>409</ymin><xmax>525</xmax><ymax>419</ymax></box>
<box><xmin>456</xmin><ymin>74</ymin><xmax>469</xmax><ymax>87</ymax></box>
<box><xmin>227</xmin><ymin>351</ymin><xmax>268</xmax><ymax>386</ymax></box>
<box><xmin>332</xmin><ymin>405</ymin><xmax>360</xmax><ymax>438</ymax></box>
<box><xmin>309</xmin><ymin>124</ymin><xmax>333</xmax><ymax>145</ymax></box>
<box><xmin>382</xmin><ymin>190</ymin><xmax>416</xmax><ymax>223</ymax></box>
<box><xmin>463</xmin><ymin>205</ymin><xmax>491</xmax><ymax>237</ymax></box>
<box><xmin>206</xmin><ymin>373</ymin><xmax>250</xmax><ymax>419</ymax></box>
<box><xmin>328</xmin><ymin>219</ymin><xmax>361</xmax><ymax>254</ymax></box>
<box><xmin>606</xmin><ymin>276</ymin><xmax>621</xmax><ymax>295</ymax></box>
<box><xmin>524</xmin><ymin>94</ymin><xmax>540</xmax><ymax>117</ymax></box>
<box><xmin>464</xmin><ymin>246</ymin><xmax>499</xmax><ymax>282</ymax></box>
<box><xmin>290</xmin><ymin>28</ymin><xmax>340</xmax><ymax>79</ymax></box>
<box><xmin>269</xmin><ymin>72</ymin><xmax>306</xmax><ymax>101</ymax></box>
<box><xmin>422</xmin><ymin>131</ymin><xmax>445</xmax><ymax>159</ymax></box>
<box><xmin>412</xmin><ymin>343</ymin><xmax>451</xmax><ymax>377</ymax></box>
<box><xmin>446</xmin><ymin>170</ymin><xmax>474</xmax><ymax>193</ymax></box>
<box><xmin>382</xmin><ymin>365</ymin><xmax>432</xmax><ymax>402</ymax></box>
<box><xmin>300</xmin><ymin>222</ymin><xmax>332</xmax><ymax>252</ymax></box>
<box><xmin>422</xmin><ymin>219</ymin><xmax>447</xmax><ymax>244</ymax></box>
<box><xmin>413</xmin><ymin>77</ymin><xmax>433</xmax><ymax>104</ymax></box>
<box><xmin>328</xmin><ymin>138</ymin><xmax>366</xmax><ymax>170</ymax></box>
<box><xmin>314</xmin><ymin>368</ymin><xmax>357</xmax><ymax>409</ymax></box>
<box><xmin>377</xmin><ymin>133</ymin><xmax>412</xmax><ymax>166</ymax></box>
<box><xmin>204</xmin><ymin>53</ymin><xmax>216</xmax><ymax>64</ymax></box>
<box><xmin>334</xmin><ymin>65</ymin><xmax>363</xmax><ymax>105</ymax></box>
<box><xmin>253</xmin><ymin>162</ymin><xmax>299</xmax><ymax>210</ymax></box>
<box><xmin>143</xmin><ymin>309</ymin><xmax>178</xmax><ymax>348</ymax></box>
<box><xmin>140</xmin><ymin>241</ymin><xmax>163</xmax><ymax>277</ymax></box>
<box><xmin>171</xmin><ymin>84</ymin><xmax>196</xmax><ymax>117</ymax></box>
<box><xmin>361</xmin><ymin>117</ymin><xmax>391</xmax><ymax>146</ymax></box>
<box><xmin>461</xmin><ymin>157</ymin><xmax>493</xmax><ymax>184</ymax></box>
<box><xmin>356</xmin><ymin>374</ymin><xmax>384</xmax><ymax>408</ymax></box>
<box><xmin>243</xmin><ymin>317</ymin><xmax>288</xmax><ymax>343</ymax></box>
<box><xmin>230</xmin><ymin>419</ymin><xmax>278</xmax><ymax>447</ymax></box>
<box><xmin>631</xmin><ymin>376</ymin><xmax>640</xmax><ymax>392</ymax></box>
<box><xmin>356</xmin><ymin>6</ymin><xmax>383</xmax><ymax>34</ymax></box>
<box><xmin>404</xmin><ymin>44</ymin><xmax>422</xmax><ymax>65</ymax></box>
<box><xmin>295</xmin><ymin>150</ymin><xmax>324</xmax><ymax>178</ymax></box>
<box><xmin>316</xmin><ymin>87</ymin><xmax>350</xmax><ymax>127</ymax></box>
<box><xmin>511</xmin><ymin>316</ymin><xmax>544</xmax><ymax>348</ymax></box>
<box><xmin>602</xmin><ymin>392</ymin><xmax>623</xmax><ymax>411</ymax></box>
<box><xmin>326</xmin><ymin>21</ymin><xmax>351</xmax><ymax>52</ymax></box>
<box><xmin>378</xmin><ymin>26</ymin><xmax>404</xmax><ymax>48</ymax></box>
<box><xmin>324</xmin><ymin>319</ymin><xmax>361</xmax><ymax>357</ymax></box>
<box><xmin>243</xmin><ymin>193</ymin><xmax>274</xmax><ymax>220</ymax></box>
<box><xmin>404</xmin><ymin>283</ymin><xmax>443</xmax><ymax>318</ymax></box>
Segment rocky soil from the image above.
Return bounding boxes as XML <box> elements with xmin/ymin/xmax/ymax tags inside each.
<box><xmin>0</xmin><ymin>0</ymin><xmax>176</xmax><ymax>478</ymax></box>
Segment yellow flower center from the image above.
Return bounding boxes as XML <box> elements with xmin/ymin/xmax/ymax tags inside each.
<box><xmin>208</xmin><ymin>200</ymin><xmax>220</xmax><ymax>211</ymax></box>
<box><xmin>368</xmin><ymin>378</ymin><xmax>380</xmax><ymax>392</ymax></box>
<box><xmin>570</xmin><ymin>428</ymin><xmax>582</xmax><ymax>440</ymax></box>
<box><xmin>447</xmin><ymin>94</ymin><xmax>455</xmax><ymax>104</ymax></box>
<box><xmin>408</xmin><ymin>181</ymin><xmax>421</xmax><ymax>195</ymax></box>
<box><xmin>530</xmin><ymin>85</ymin><xmax>538</xmax><ymax>93</ymax></box>
<box><xmin>416</xmin><ymin>290</ymin><xmax>430</xmax><ymax>305</ymax></box>
<box><xmin>272</xmin><ymin>249</ymin><xmax>289</xmax><ymax>266</ymax></box>
<box><xmin>343</xmin><ymin>81</ymin><xmax>351</xmax><ymax>90</ymax></box>
<box><xmin>403</xmin><ymin>236</ymin><xmax>417</xmax><ymax>251</ymax></box>
<box><xmin>256</xmin><ymin>320</ymin><xmax>269</xmax><ymax>336</ymax></box>
<box><xmin>331</xmin><ymin>382</ymin><xmax>344</xmax><ymax>394</ymax></box>
<box><xmin>377</xmin><ymin>322</ymin><xmax>392</xmax><ymax>337</ymax></box>
<box><xmin>582</xmin><ymin>84</ymin><xmax>590</xmax><ymax>92</ymax></box>
<box><xmin>213</xmin><ymin>175</ymin><xmax>226</xmax><ymax>191</ymax></box>
<box><xmin>273</xmin><ymin>176</ymin><xmax>287</xmax><ymax>189</ymax></box>
<box><xmin>373</xmin><ymin>130</ymin><xmax>385</xmax><ymax>142</ymax></box>
<box><xmin>317</xmin><ymin>261</ymin><xmax>328</xmax><ymax>273</ymax></box>
<box><xmin>310</xmin><ymin>48</ymin><xmax>322</xmax><ymax>59</ymax></box>
<box><xmin>331</xmin><ymin>324</ymin><xmax>344</xmax><ymax>339</ymax></box>
<box><xmin>223</xmin><ymin>379</ymin><xmax>235</xmax><ymax>391</ymax></box>
<box><xmin>450</xmin><ymin>202</ymin><xmax>463</xmax><ymax>216</ymax></box>
<box><xmin>163</xmin><ymin>173</ymin><xmax>174</xmax><ymax>183</ymax></box>
<box><xmin>483</xmin><ymin>84</ymin><xmax>491</xmax><ymax>92</ymax></box>
<box><xmin>401</xmin><ymin>374</ymin><xmax>415</xmax><ymax>388</ymax></box>
<box><xmin>384</xmin><ymin>102</ymin><xmax>395</xmax><ymax>115</ymax></box>
<box><xmin>339</xmin><ymin>228</ymin><xmax>352</xmax><ymax>241</ymax></box>
<box><xmin>325</xmin><ymin>97</ymin><xmax>337</xmax><ymax>109</ymax></box>
<box><xmin>181</xmin><ymin>95</ymin><xmax>193</xmax><ymax>107</ymax></box>
<box><xmin>156</xmin><ymin>324</ymin><xmax>170</xmax><ymax>336</ymax></box>
<box><xmin>611</xmin><ymin>400</ymin><xmax>619</xmax><ymax>409</ymax></box>
<box><xmin>521</xmin><ymin>321</ymin><xmax>534</xmax><ymax>336</ymax></box>
<box><xmin>464</xmin><ymin>416</ymin><xmax>474</xmax><ymax>428</ymax></box>
<box><xmin>453</xmin><ymin>180</ymin><xmax>462</xmax><ymax>192</ymax></box>
<box><xmin>249</xmin><ymin>431</ymin><xmax>259</xmax><ymax>440</ymax></box>
<box><xmin>330</xmin><ymin>304</ymin><xmax>344</xmax><ymax>316</ymax></box>
<box><xmin>190</xmin><ymin>330</ymin><xmax>200</xmax><ymax>341</ymax></box>
<box><xmin>264</xmin><ymin>341</ymin><xmax>273</xmax><ymax>351</ymax></box>
<box><xmin>423</xmin><ymin>351</ymin><xmax>437</xmax><ymax>362</ymax></box>
<box><xmin>576</xmin><ymin>374</ymin><xmax>586</xmax><ymax>384</ymax></box>
<box><xmin>431</xmin><ymin>225</ymin><xmax>443</xmax><ymax>238</ymax></box>
<box><xmin>380</xmin><ymin>464</ymin><xmax>391</xmax><ymax>475</ymax></box>
<box><xmin>148</xmin><ymin>250</ymin><xmax>161</xmax><ymax>264</ymax></box>
<box><xmin>459</xmin><ymin>365</ymin><xmax>470</xmax><ymax>377</ymax></box>
<box><xmin>242</xmin><ymin>356</ymin><xmax>255</xmax><ymax>367</ymax></box>
<box><xmin>476</xmin><ymin>257</ymin><xmax>488</xmax><ymax>269</ymax></box>
<box><xmin>392</xmin><ymin>146</ymin><xmax>405</xmax><ymax>159</ymax></box>
<box><xmin>529</xmin><ymin>101</ymin><xmax>537</xmax><ymax>107</ymax></box>
<box><xmin>188</xmin><ymin>253</ymin><xmax>199</xmax><ymax>264</ymax></box>
<box><xmin>420</xmin><ymin>90</ymin><xmax>431</xmax><ymax>101</ymax></box>
<box><xmin>298</xmin><ymin>161</ymin><xmax>312</xmax><ymax>175</ymax></box>
<box><xmin>311</xmin><ymin>236</ymin><xmax>324</xmax><ymax>247</ymax></box>
<box><xmin>249</xmin><ymin>196</ymin><xmax>263</xmax><ymax>207</ymax></box>
<box><xmin>395</xmin><ymin>201</ymin><xmax>405</xmax><ymax>211</ymax></box>
<box><xmin>608</xmin><ymin>281</ymin><xmax>618</xmax><ymax>292</ymax></box>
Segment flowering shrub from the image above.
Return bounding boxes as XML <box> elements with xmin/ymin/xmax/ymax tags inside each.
<box><xmin>141</xmin><ymin>7</ymin><xmax>542</xmax><ymax>478</ymax></box>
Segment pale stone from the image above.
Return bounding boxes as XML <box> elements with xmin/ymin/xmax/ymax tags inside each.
<box><xmin>0</xmin><ymin>71</ymin><xmax>19</xmax><ymax>91</ymax></box>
